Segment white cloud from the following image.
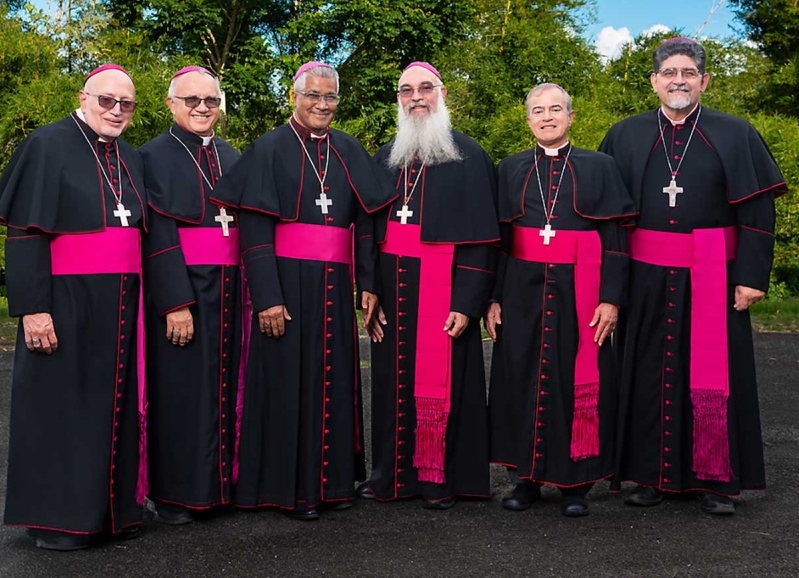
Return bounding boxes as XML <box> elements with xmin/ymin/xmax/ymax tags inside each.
<box><xmin>596</xmin><ymin>26</ymin><xmax>633</xmax><ymax>62</ymax></box>
<box><xmin>642</xmin><ymin>24</ymin><xmax>670</xmax><ymax>37</ymax></box>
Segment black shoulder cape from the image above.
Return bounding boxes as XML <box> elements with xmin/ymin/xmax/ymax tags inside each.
<box><xmin>210</xmin><ymin>122</ymin><xmax>397</xmax><ymax>217</ymax></box>
<box><xmin>139</xmin><ymin>123</ymin><xmax>240</xmax><ymax>224</ymax></box>
<box><xmin>374</xmin><ymin>130</ymin><xmax>500</xmax><ymax>244</ymax></box>
<box><xmin>598</xmin><ymin>106</ymin><xmax>789</xmax><ymax>206</ymax></box>
<box><xmin>0</xmin><ymin>113</ymin><xmax>147</xmax><ymax>233</ymax></box>
<box><xmin>497</xmin><ymin>145</ymin><xmax>637</xmax><ymax>222</ymax></box>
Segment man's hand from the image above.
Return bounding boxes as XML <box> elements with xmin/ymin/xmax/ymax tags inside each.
<box><xmin>23</xmin><ymin>312</ymin><xmax>58</xmax><ymax>354</ymax></box>
<box><xmin>362</xmin><ymin>291</ymin><xmax>379</xmax><ymax>329</ymax></box>
<box><xmin>589</xmin><ymin>302</ymin><xmax>619</xmax><ymax>346</ymax></box>
<box><xmin>734</xmin><ymin>285</ymin><xmax>765</xmax><ymax>312</ymax></box>
<box><xmin>484</xmin><ymin>302</ymin><xmax>502</xmax><ymax>342</ymax></box>
<box><xmin>259</xmin><ymin>305</ymin><xmax>292</xmax><ymax>338</ymax></box>
<box><xmin>443</xmin><ymin>311</ymin><xmax>469</xmax><ymax>339</ymax></box>
<box><xmin>367</xmin><ymin>305</ymin><xmax>387</xmax><ymax>343</ymax></box>
<box><xmin>166</xmin><ymin>307</ymin><xmax>194</xmax><ymax>346</ymax></box>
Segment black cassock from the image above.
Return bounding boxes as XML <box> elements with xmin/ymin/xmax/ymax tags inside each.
<box><xmin>140</xmin><ymin>123</ymin><xmax>241</xmax><ymax>509</ymax></box>
<box><xmin>600</xmin><ymin>106</ymin><xmax>788</xmax><ymax>495</ymax></box>
<box><xmin>489</xmin><ymin>144</ymin><xmax>636</xmax><ymax>487</ymax></box>
<box><xmin>210</xmin><ymin>118</ymin><xmax>396</xmax><ymax>509</ymax></box>
<box><xmin>0</xmin><ymin>113</ymin><xmax>147</xmax><ymax>534</ymax></box>
<box><xmin>366</xmin><ymin>131</ymin><xmax>500</xmax><ymax>501</ymax></box>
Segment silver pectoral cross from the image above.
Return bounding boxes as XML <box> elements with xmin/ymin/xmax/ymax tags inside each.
<box><xmin>114</xmin><ymin>203</ymin><xmax>131</xmax><ymax>227</ymax></box>
<box><xmin>215</xmin><ymin>206</ymin><xmax>234</xmax><ymax>237</ymax></box>
<box><xmin>396</xmin><ymin>204</ymin><xmax>413</xmax><ymax>225</ymax></box>
<box><xmin>539</xmin><ymin>223</ymin><xmax>556</xmax><ymax>245</ymax></box>
<box><xmin>663</xmin><ymin>178</ymin><xmax>683</xmax><ymax>208</ymax></box>
<box><xmin>316</xmin><ymin>190</ymin><xmax>333</xmax><ymax>215</ymax></box>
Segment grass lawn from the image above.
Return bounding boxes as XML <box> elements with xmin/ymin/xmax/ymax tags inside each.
<box><xmin>750</xmin><ymin>296</ymin><xmax>799</xmax><ymax>333</ymax></box>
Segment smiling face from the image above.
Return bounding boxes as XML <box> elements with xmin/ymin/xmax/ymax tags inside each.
<box><xmin>167</xmin><ymin>71</ymin><xmax>221</xmax><ymax>137</ymax></box>
<box><xmin>293</xmin><ymin>75</ymin><xmax>338</xmax><ymax>135</ymax></box>
<box><xmin>397</xmin><ymin>65</ymin><xmax>447</xmax><ymax>117</ymax></box>
<box><xmin>526</xmin><ymin>87</ymin><xmax>574</xmax><ymax>149</ymax></box>
<box><xmin>79</xmin><ymin>69</ymin><xmax>136</xmax><ymax>140</ymax></box>
<box><xmin>651</xmin><ymin>54</ymin><xmax>710</xmax><ymax>116</ymax></box>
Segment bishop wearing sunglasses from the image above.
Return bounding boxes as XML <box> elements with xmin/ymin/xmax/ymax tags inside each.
<box><xmin>0</xmin><ymin>64</ymin><xmax>148</xmax><ymax>550</ymax></box>
<box><xmin>139</xmin><ymin>66</ymin><xmax>242</xmax><ymax>526</ymax></box>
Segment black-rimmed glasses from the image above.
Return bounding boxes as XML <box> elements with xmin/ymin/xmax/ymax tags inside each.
<box><xmin>172</xmin><ymin>95</ymin><xmax>222</xmax><ymax>109</ymax></box>
<box><xmin>84</xmin><ymin>92</ymin><xmax>137</xmax><ymax>113</ymax></box>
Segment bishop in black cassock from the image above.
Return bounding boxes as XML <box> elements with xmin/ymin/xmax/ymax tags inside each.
<box><xmin>0</xmin><ymin>65</ymin><xmax>147</xmax><ymax>550</ymax></box>
<box><xmin>140</xmin><ymin>66</ymin><xmax>242</xmax><ymax>524</ymax></box>
<box><xmin>359</xmin><ymin>62</ymin><xmax>499</xmax><ymax>509</ymax></box>
<box><xmin>209</xmin><ymin>62</ymin><xmax>396</xmax><ymax>521</ymax></box>
<box><xmin>488</xmin><ymin>84</ymin><xmax>636</xmax><ymax>517</ymax></box>
<box><xmin>599</xmin><ymin>38</ymin><xmax>788</xmax><ymax>515</ymax></box>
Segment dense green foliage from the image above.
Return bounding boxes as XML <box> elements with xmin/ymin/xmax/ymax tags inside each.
<box><xmin>1</xmin><ymin>0</ymin><xmax>797</xmax><ymax>294</ymax></box>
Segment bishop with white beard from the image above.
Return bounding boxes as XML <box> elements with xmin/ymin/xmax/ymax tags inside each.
<box><xmin>357</xmin><ymin>62</ymin><xmax>500</xmax><ymax>509</ymax></box>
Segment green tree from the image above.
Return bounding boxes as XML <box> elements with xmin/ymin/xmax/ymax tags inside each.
<box><xmin>728</xmin><ymin>0</ymin><xmax>799</xmax><ymax>116</ymax></box>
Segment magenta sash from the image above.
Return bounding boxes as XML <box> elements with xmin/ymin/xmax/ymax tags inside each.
<box><xmin>630</xmin><ymin>226</ymin><xmax>737</xmax><ymax>481</ymax></box>
<box><xmin>50</xmin><ymin>228</ymin><xmax>148</xmax><ymax>505</ymax></box>
<box><xmin>178</xmin><ymin>228</ymin><xmax>240</xmax><ymax>265</ymax></box>
<box><xmin>380</xmin><ymin>222</ymin><xmax>455</xmax><ymax>484</ymax></box>
<box><xmin>511</xmin><ymin>226</ymin><xmax>602</xmax><ymax>461</ymax></box>
<box><xmin>274</xmin><ymin>223</ymin><xmax>352</xmax><ymax>264</ymax></box>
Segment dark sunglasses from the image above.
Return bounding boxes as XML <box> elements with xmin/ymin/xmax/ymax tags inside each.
<box><xmin>85</xmin><ymin>92</ymin><xmax>137</xmax><ymax>113</ymax></box>
<box><xmin>172</xmin><ymin>95</ymin><xmax>222</xmax><ymax>109</ymax></box>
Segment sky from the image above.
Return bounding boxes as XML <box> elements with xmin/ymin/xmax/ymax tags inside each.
<box><xmin>585</xmin><ymin>0</ymin><xmax>741</xmax><ymax>61</ymax></box>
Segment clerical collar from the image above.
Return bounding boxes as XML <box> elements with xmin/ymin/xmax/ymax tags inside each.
<box><xmin>290</xmin><ymin>115</ymin><xmax>329</xmax><ymax>140</ymax></box>
<box><xmin>74</xmin><ymin>109</ymin><xmax>112</xmax><ymax>142</ymax></box>
<box><xmin>171</xmin><ymin>122</ymin><xmax>215</xmax><ymax>146</ymax></box>
<box><xmin>538</xmin><ymin>141</ymin><xmax>570</xmax><ymax>157</ymax></box>
<box><xmin>660</xmin><ymin>102</ymin><xmax>700</xmax><ymax>126</ymax></box>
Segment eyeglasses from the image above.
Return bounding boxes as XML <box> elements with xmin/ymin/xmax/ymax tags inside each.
<box><xmin>657</xmin><ymin>67</ymin><xmax>703</xmax><ymax>80</ymax></box>
<box><xmin>294</xmin><ymin>91</ymin><xmax>340</xmax><ymax>104</ymax></box>
<box><xmin>172</xmin><ymin>95</ymin><xmax>222</xmax><ymax>109</ymax></box>
<box><xmin>84</xmin><ymin>92</ymin><xmax>137</xmax><ymax>113</ymax></box>
<box><xmin>398</xmin><ymin>83</ymin><xmax>442</xmax><ymax>98</ymax></box>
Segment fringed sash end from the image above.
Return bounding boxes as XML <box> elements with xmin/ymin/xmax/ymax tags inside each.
<box><xmin>570</xmin><ymin>381</ymin><xmax>600</xmax><ymax>461</ymax></box>
<box><xmin>136</xmin><ymin>407</ymin><xmax>149</xmax><ymax>506</ymax></box>
<box><xmin>691</xmin><ymin>389</ymin><xmax>733</xmax><ymax>481</ymax></box>
<box><xmin>414</xmin><ymin>398</ymin><xmax>448</xmax><ymax>483</ymax></box>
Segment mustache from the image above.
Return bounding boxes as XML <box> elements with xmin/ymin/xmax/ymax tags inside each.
<box><xmin>406</xmin><ymin>101</ymin><xmax>431</xmax><ymax>112</ymax></box>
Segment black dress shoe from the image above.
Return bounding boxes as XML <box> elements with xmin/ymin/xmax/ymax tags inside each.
<box><xmin>700</xmin><ymin>492</ymin><xmax>735</xmax><ymax>516</ymax></box>
<box><xmin>356</xmin><ymin>482</ymin><xmax>375</xmax><ymax>499</ymax></box>
<box><xmin>561</xmin><ymin>498</ymin><xmax>590</xmax><ymax>518</ymax></box>
<box><xmin>323</xmin><ymin>500</ymin><xmax>353</xmax><ymax>512</ymax></box>
<box><xmin>34</xmin><ymin>529</ymin><xmax>92</xmax><ymax>551</ymax></box>
<box><xmin>624</xmin><ymin>486</ymin><xmax>664</xmax><ymax>507</ymax></box>
<box><xmin>423</xmin><ymin>496</ymin><xmax>456</xmax><ymax>510</ymax></box>
<box><xmin>154</xmin><ymin>501</ymin><xmax>193</xmax><ymax>525</ymax></box>
<box><xmin>290</xmin><ymin>505</ymin><xmax>320</xmax><ymax>521</ymax></box>
<box><xmin>501</xmin><ymin>483</ymin><xmax>542</xmax><ymax>511</ymax></box>
<box><xmin>114</xmin><ymin>526</ymin><xmax>142</xmax><ymax>540</ymax></box>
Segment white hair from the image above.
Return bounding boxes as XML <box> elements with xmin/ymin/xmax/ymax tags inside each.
<box><xmin>386</xmin><ymin>97</ymin><xmax>462</xmax><ymax>169</ymax></box>
<box><xmin>294</xmin><ymin>66</ymin><xmax>340</xmax><ymax>93</ymax></box>
<box><xmin>168</xmin><ymin>71</ymin><xmax>222</xmax><ymax>99</ymax></box>
<box><xmin>525</xmin><ymin>83</ymin><xmax>573</xmax><ymax>117</ymax></box>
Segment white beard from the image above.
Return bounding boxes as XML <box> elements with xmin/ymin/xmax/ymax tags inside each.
<box><xmin>665</xmin><ymin>88</ymin><xmax>692</xmax><ymax>111</ymax></box>
<box><xmin>386</xmin><ymin>100</ymin><xmax>462</xmax><ymax>168</ymax></box>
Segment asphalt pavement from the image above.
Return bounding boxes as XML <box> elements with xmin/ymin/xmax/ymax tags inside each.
<box><xmin>0</xmin><ymin>334</ymin><xmax>797</xmax><ymax>577</ymax></box>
